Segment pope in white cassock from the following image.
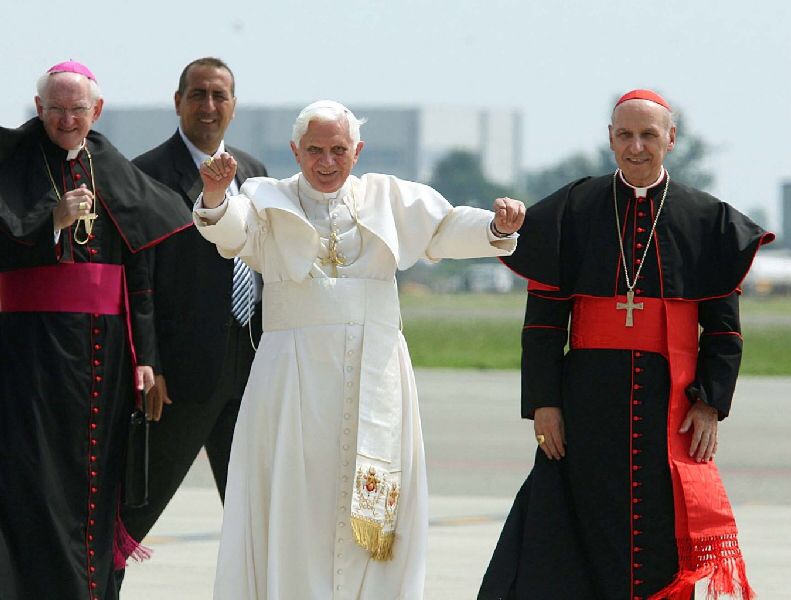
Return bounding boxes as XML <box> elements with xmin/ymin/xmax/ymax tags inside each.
<box><xmin>194</xmin><ymin>100</ymin><xmax>525</xmax><ymax>600</ymax></box>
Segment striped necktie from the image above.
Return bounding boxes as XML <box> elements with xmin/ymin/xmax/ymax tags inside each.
<box><xmin>231</xmin><ymin>257</ymin><xmax>254</xmax><ymax>326</ymax></box>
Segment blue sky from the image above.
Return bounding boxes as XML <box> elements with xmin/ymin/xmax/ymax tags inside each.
<box><xmin>4</xmin><ymin>0</ymin><xmax>789</xmax><ymax>230</ymax></box>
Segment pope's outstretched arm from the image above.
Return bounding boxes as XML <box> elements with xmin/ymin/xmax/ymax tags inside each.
<box><xmin>193</xmin><ymin>152</ymin><xmax>267</xmax><ymax>273</ymax></box>
<box><xmin>199</xmin><ymin>152</ymin><xmax>237</xmax><ymax>208</ymax></box>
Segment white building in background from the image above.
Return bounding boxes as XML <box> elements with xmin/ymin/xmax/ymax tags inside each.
<box><xmin>95</xmin><ymin>105</ymin><xmax>523</xmax><ymax>189</ymax></box>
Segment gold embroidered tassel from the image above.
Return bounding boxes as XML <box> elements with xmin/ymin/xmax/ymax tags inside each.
<box><xmin>351</xmin><ymin>516</ymin><xmax>395</xmax><ymax>561</ymax></box>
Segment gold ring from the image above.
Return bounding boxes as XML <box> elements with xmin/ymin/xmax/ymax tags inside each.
<box><xmin>536</xmin><ymin>434</ymin><xmax>546</xmax><ymax>445</ymax></box>
<box><xmin>78</xmin><ymin>201</ymin><xmax>89</xmax><ymax>210</ymax></box>
<box><xmin>204</xmin><ymin>157</ymin><xmax>214</xmax><ymax>167</ymax></box>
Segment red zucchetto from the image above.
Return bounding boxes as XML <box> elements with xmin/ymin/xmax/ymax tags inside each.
<box><xmin>614</xmin><ymin>89</ymin><xmax>671</xmax><ymax>111</ymax></box>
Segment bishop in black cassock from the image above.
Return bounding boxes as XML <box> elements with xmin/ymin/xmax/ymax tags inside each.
<box><xmin>479</xmin><ymin>90</ymin><xmax>772</xmax><ymax>600</ymax></box>
<box><xmin>0</xmin><ymin>62</ymin><xmax>191</xmax><ymax>600</ymax></box>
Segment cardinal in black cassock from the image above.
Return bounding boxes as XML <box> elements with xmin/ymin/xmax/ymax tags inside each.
<box><xmin>479</xmin><ymin>90</ymin><xmax>773</xmax><ymax>600</ymax></box>
<box><xmin>0</xmin><ymin>61</ymin><xmax>191</xmax><ymax>600</ymax></box>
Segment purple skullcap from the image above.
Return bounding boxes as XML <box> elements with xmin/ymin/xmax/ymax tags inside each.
<box><xmin>47</xmin><ymin>60</ymin><xmax>97</xmax><ymax>82</ymax></box>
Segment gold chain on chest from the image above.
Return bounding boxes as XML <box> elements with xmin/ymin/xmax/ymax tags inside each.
<box><xmin>40</xmin><ymin>143</ymin><xmax>98</xmax><ymax>245</ymax></box>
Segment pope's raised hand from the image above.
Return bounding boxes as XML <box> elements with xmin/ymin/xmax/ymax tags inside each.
<box><xmin>492</xmin><ymin>197</ymin><xmax>526</xmax><ymax>235</ymax></box>
<box><xmin>200</xmin><ymin>152</ymin><xmax>238</xmax><ymax>208</ymax></box>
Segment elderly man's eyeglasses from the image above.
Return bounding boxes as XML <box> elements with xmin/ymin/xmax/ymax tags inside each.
<box><xmin>44</xmin><ymin>106</ymin><xmax>93</xmax><ymax>118</ymax></box>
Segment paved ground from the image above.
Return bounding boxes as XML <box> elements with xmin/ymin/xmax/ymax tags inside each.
<box><xmin>121</xmin><ymin>372</ymin><xmax>791</xmax><ymax>599</ymax></box>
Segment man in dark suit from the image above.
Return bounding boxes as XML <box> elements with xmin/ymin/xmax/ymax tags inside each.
<box><xmin>121</xmin><ymin>57</ymin><xmax>268</xmax><ymax>544</ymax></box>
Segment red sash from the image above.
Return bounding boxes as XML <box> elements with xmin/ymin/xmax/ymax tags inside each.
<box><xmin>572</xmin><ymin>295</ymin><xmax>754</xmax><ymax>600</ymax></box>
<box><xmin>0</xmin><ymin>262</ymin><xmax>139</xmax><ymax>374</ymax></box>
<box><xmin>0</xmin><ymin>263</ymin><xmax>123</xmax><ymax>314</ymax></box>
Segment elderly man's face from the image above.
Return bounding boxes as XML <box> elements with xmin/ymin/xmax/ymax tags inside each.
<box><xmin>35</xmin><ymin>73</ymin><xmax>102</xmax><ymax>151</ymax></box>
<box><xmin>175</xmin><ymin>65</ymin><xmax>236</xmax><ymax>155</ymax></box>
<box><xmin>609</xmin><ymin>99</ymin><xmax>675</xmax><ymax>187</ymax></box>
<box><xmin>290</xmin><ymin>119</ymin><xmax>364</xmax><ymax>193</ymax></box>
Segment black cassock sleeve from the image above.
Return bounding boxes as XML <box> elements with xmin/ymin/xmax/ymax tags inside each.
<box><xmin>686</xmin><ymin>292</ymin><xmax>742</xmax><ymax>419</ymax></box>
<box><xmin>125</xmin><ymin>246</ymin><xmax>156</xmax><ymax>368</ymax></box>
<box><xmin>521</xmin><ymin>290</ymin><xmax>571</xmax><ymax>419</ymax></box>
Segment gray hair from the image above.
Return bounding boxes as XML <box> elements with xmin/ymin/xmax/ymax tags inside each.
<box><xmin>291</xmin><ymin>100</ymin><xmax>366</xmax><ymax>146</ymax></box>
<box><xmin>36</xmin><ymin>71</ymin><xmax>102</xmax><ymax>104</ymax></box>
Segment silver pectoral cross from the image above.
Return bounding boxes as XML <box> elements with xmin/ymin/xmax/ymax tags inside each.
<box><xmin>616</xmin><ymin>290</ymin><xmax>644</xmax><ymax>327</ymax></box>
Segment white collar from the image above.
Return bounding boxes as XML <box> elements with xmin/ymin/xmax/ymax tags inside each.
<box><xmin>297</xmin><ymin>173</ymin><xmax>352</xmax><ymax>204</ymax></box>
<box><xmin>618</xmin><ymin>167</ymin><xmax>667</xmax><ymax>198</ymax></box>
<box><xmin>66</xmin><ymin>139</ymin><xmax>86</xmax><ymax>161</ymax></box>
<box><xmin>178</xmin><ymin>126</ymin><xmax>225</xmax><ymax>170</ymax></box>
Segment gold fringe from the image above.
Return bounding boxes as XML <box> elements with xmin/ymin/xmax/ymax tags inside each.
<box><xmin>350</xmin><ymin>516</ymin><xmax>395</xmax><ymax>561</ymax></box>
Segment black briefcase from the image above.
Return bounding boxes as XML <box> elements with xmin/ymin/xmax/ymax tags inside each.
<box><xmin>124</xmin><ymin>403</ymin><xmax>150</xmax><ymax>508</ymax></box>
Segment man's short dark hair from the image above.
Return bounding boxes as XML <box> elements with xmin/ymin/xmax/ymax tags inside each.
<box><xmin>177</xmin><ymin>57</ymin><xmax>235</xmax><ymax>96</ymax></box>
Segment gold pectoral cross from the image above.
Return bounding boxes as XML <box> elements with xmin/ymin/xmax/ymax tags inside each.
<box><xmin>616</xmin><ymin>290</ymin><xmax>644</xmax><ymax>327</ymax></box>
<box><xmin>321</xmin><ymin>230</ymin><xmax>346</xmax><ymax>277</ymax></box>
<box><xmin>73</xmin><ymin>212</ymin><xmax>98</xmax><ymax>245</ymax></box>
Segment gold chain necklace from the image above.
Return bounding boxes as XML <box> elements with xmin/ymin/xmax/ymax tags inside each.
<box><xmin>612</xmin><ymin>169</ymin><xmax>669</xmax><ymax>326</ymax></box>
<box><xmin>41</xmin><ymin>142</ymin><xmax>98</xmax><ymax>245</ymax></box>
<box><xmin>296</xmin><ymin>177</ymin><xmax>364</xmax><ymax>277</ymax></box>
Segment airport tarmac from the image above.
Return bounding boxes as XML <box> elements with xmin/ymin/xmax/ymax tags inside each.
<box><xmin>121</xmin><ymin>372</ymin><xmax>791</xmax><ymax>599</ymax></box>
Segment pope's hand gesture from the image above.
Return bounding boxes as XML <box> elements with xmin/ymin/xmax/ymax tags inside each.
<box><xmin>491</xmin><ymin>197</ymin><xmax>526</xmax><ymax>236</ymax></box>
<box><xmin>200</xmin><ymin>152</ymin><xmax>238</xmax><ymax>208</ymax></box>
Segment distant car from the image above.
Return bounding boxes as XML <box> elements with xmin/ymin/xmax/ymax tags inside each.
<box><xmin>743</xmin><ymin>250</ymin><xmax>791</xmax><ymax>295</ymax></box>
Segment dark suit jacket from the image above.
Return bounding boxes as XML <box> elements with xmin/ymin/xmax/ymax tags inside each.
<box><xmin>133</xmin><ymin>131</ymin><xmax>268</xmax><ymax>404</ymax></box>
